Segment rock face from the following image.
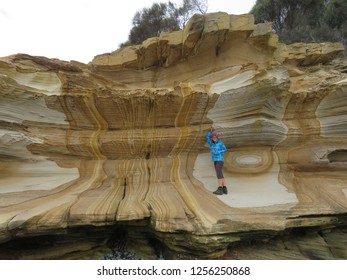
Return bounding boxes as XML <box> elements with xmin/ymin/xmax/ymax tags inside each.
<box><xmin>0</xmin><ymin>12</ymin><xmax>346</xmax><ymax>259</ymax></box>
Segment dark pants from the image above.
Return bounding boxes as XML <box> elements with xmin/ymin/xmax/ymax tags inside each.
<box><xmin>214</xmin><ymin>161</ymin><xmax>224</xmax><ymax>179</ymax></box>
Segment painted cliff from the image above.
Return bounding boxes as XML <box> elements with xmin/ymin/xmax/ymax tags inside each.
<box><xmin>0</xmin><ymin>12</ymin><xmax>346</xmax><ymax>259</ymax></box>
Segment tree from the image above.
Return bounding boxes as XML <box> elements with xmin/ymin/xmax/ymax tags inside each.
<box><xmin>250</xmin><ymin>0</ymin><xmax>287</xmax><ymax>32</ymax></box>
<box><xmin>125</xmin><ymin>2</ymin><xmax>180</xmax><ymax>46</ymax></box>
<box><xmin>325</xmin><ymin>0</ymin><xmax>347</xmax><ymax>29</ymax></box>
<box><xmin>250</xmin><ymin>0</ymin><xmax>346</xmax><ymax>53</ymax></box>
<box><xmin>251</xmin><ymin>0</ymin><xmax>325</xmax><ymax>35</ymax></box>
<box><xmin>120</xmin><ymin>0</ymin><xmax>207</xmax><ymax>47</ymax></box>
<box><xmin>176</xmin><ymin>0</ymin><xmax>208</xmax><ymax>28</ymax></box>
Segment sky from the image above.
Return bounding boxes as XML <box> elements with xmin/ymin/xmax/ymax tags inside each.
<box><xmin>0</xmin><ymin>0</ymin><xmax>256</xmax><ymax>63</ymax></box>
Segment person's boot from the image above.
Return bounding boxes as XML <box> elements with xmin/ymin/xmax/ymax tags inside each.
<box><xmin>223</xmin><ymin>186</ymin><xmax>228</xmax><ymax>195</ymax></box>
<box><xmin>213</xmin><ymin>186</ymin><xmax>223</xmax><ymax>195</ymax></box>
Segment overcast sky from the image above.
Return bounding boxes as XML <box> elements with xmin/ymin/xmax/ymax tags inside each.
<box><xmin>0</xmin><ymin>0</ymin><xmax>256</xmax><ymax>63</ymax></box>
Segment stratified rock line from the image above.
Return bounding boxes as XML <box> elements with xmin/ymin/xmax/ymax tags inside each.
<box><xmin>0</xmin><ymin>13</ymin><xmax>346</xmax><ymax>256</ymax></box>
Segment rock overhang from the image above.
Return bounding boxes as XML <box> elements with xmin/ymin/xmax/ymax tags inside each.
<box><xmin>0</xmin><ymin>13</ymin><xmax>346</xmax><ymax>257</ymax></box>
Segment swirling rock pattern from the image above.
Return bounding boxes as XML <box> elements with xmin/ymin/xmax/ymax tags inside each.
<box><xmin>0</xmin><ymin>12</ymin><xmax>346</xmax><ymax>257</ymax></box>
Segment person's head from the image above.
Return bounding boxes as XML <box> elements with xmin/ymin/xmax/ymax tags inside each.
<box><xmin>211</xmin><ymin>132</ymin><xmax>218</xmax><ymax>142</ymax></box>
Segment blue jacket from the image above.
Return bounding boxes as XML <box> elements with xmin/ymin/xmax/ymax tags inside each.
<box><xmin>206</xmin><ymin>131</ymin><xmax>227</xmax><ymax>162</ymax></box>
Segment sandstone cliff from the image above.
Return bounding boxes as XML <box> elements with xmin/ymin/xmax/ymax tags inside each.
<box><xmin>0</xmin><ymin>12</ymin><xmax>346</xmax><ymax>259</ymax></box>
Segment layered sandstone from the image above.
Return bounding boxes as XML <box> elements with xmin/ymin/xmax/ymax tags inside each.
<box><xmin>0</xmin><ymin>12</ymin><xmax>346</xmax><ymax>259</ymax></box>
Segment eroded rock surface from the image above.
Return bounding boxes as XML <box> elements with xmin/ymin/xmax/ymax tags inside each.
<box><xmin>0</xmin><ymin>12</ymin><xmax>346</xmax><ymax>258</ymax></box>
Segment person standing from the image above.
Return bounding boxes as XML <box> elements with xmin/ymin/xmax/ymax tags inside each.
<box><xmin>206</xmin><ymin>126</ymin><xmax>228</xmax><ymax>195</ymax></box>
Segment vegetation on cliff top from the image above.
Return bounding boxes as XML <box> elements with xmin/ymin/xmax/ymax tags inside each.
<box><xmin>251</xmin><ymin>0</ymin><xmax>347</xmax><ymax>53</ymax></box>
<box><xmin>121</xmin><ymin>0</ymin><xmax>346</xmax><ymax>54</ymax></box>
